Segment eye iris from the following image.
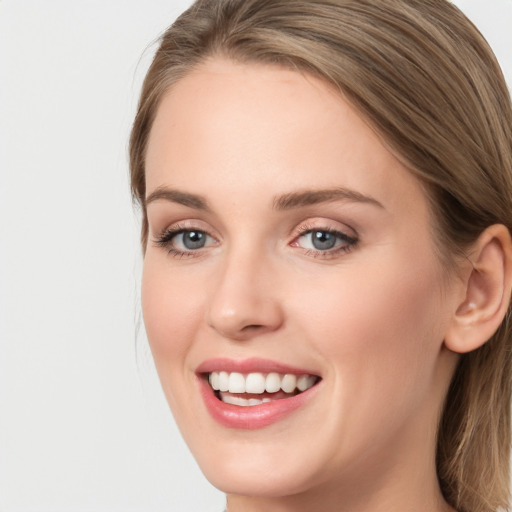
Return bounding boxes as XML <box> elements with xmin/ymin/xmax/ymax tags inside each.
<box><xmin>312</xmin><ymin>231</ymin><xmax>337</xmax><ymax>250</ymax></box>
<box><xmin>183</xmin><ymin>231</ymin><xmax>206</xmax><ymax>250</ymax></box>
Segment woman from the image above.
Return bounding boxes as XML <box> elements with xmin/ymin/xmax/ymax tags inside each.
<box><xmin>130</xmin><ymin>1</ymin><xmax>512</xmax><ymax>511</ymax></box>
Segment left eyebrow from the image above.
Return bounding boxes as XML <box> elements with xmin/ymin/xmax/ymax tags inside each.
<box><xmin>145</xmin><ymin>186</ymin><xmax>211</xmax><ymax>212</ymax></box>
<box><xmin>273</xmin><ymin>188</ymin><xmax>384</xmax><ymax>210</ymax></box>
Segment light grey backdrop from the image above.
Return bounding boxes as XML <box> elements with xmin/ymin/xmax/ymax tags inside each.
<box><xmin>0</xmin><ymin>1</ymin><xmax>511</xmax><ymax>511</ymax></box>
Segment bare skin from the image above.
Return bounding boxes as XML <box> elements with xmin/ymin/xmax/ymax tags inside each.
<box><xmin>143</xmin><ymin>57</ymin><xmax>463</xmax><ymax>512</ymax></box>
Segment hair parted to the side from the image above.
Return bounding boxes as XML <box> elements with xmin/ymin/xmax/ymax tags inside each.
<box><xmin>129</xmin><ymin>1</ymin><xmax>512</xmax><ymax>511</ymax></box>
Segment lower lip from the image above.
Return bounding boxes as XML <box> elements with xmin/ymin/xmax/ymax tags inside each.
<box><xmin>198</xmin><ymin>376</ymin><xmax>321</xmax><ymax>429</ymax></box>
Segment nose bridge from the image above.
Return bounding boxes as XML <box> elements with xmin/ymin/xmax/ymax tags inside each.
<box><xmin>206</xmin><ymin>240</ymin><xmax>283</xmax><ymax>340</ymax></box>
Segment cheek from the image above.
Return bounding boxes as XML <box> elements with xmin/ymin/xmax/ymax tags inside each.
<box><xmin>141</xmin><ymin>258</ymin><xmax>202</xmax><ymax>366</ymax></box>
<box><xmin>141</xmin><ymin>257</ymin><xmax>212</xmax><ymax>431</ymax></box>
<box><xmin>292</xmin><ymin>251</ymin><xmax>447</xmax><ymax>411</ymax></box>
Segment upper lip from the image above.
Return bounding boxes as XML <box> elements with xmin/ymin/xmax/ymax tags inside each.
<box><xmin>196</xmin><ymin>357</ymin><xmax>320</xmax><ymax>376</ymax></box>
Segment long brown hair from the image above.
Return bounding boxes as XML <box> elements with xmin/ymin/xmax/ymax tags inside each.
<box><xmin>129</xmin><ymin>1</ymin><xmax>512</xmax><ymax>510</ymax></box>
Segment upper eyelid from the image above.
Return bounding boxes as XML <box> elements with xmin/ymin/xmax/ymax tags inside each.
<box><xmin>155</xmin><ymin>229</ymin><xmax>356</xmax><ymax>260</ymax></box>
<box><xmin>292</xmin><ymin>227</ymin><xmax>358</xmax><ymax>247</ymax></box>
<box><xmin>291</xmin><ymin>218</ymin><xmax>358</xmax><ymax>239</ymax></box>
<box><xmin>155</xmin><ymin>229</ymin><xmax>357</xmax><ymax>255</ymax></box>
<box><xmin>152</xmin><ymin>219</ymin><xmax>219</xmax><ymax>240</ymax></box>
<box><xmin>154</xmin><ymin>219</ymin><xmax>357</xmax><ymax>237</ymax></box>
<box><xmin>153</xmin><ymin>227</ymin><xmax>217</xmax><ymax>256</ymax></box>
<box><xmin>155</xmin><ymin>226</ymin><xmax>218</xmax><ymax>246</ymax></box>
<box><xmin>152</xmin><ymin>215</ymin><xmax>359</xmax><ymax>242</ymax></box>
<box><xmin>295</xmin><ymin>224</ymin><xmax>352</xmax><ymax>235</ymax></box>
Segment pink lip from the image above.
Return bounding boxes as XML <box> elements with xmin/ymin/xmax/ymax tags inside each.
<box><xmin>196</xmin><ymin>357</ymin><xmax>317</xmax><ymax>375</ymax></box>
<box><xmin>196</xmin><ymin>358</ymin><xmax>321</xmax><ymax>430</ymax></box>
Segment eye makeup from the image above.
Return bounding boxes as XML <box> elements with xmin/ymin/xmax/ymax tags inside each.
<box><xmin>152</xmin><ymin>219</ymin><xmax>359</xmax><ymax>260</ymax></box>
<box><xmin>291</xmin><ymin>223</ymin><xmax>359</xmax><ymax>260</ymax></box>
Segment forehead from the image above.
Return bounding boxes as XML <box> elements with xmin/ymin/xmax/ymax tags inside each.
<box><xmin>145</xmin><ymin>57</ymin><xmax>425</xmax><ymax>218</ymax></box>
<box><xmin>146</xmin><ymin>59</ymin><xmax>350</xmax><ymax>175</ymax></box>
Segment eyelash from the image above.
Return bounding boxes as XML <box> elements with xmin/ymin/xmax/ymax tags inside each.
<box><xmin>154</xmin><ymin>224</ymin><xmax>214</xmax><ymax>259</ymax></box>
<box><xmin>293</xmin><ymin>224</ymin><xmax>358</xmax><ymax>259</ymax></box>
<box><xmin>153</xmin><ymin>223</ymin><xmax>358</xmax><ymax>260</ymax></box>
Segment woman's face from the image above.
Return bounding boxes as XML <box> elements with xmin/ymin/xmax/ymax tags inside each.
<box><xmin>143</xmin><ymin>59</ymin><xmax>461</xmax><ymax>502</ymax></box>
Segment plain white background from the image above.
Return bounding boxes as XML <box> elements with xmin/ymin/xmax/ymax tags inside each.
<box><xmin>0</xmin><ymin>1</ymin><xmax>511</xmax><ymax>511</ymax></box>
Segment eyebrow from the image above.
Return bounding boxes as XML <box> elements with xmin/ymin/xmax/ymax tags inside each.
<box><xmin>273</xmin><ymin>188</ymin><xmax>384</xmax><ymax>210</ymax></box>
<box><xmin>145</xmin><ymin>187</ymin><xmax>211</xmax><ymax>211</ymax></box>
<box><xmin>145</xmin><ymin>186</ymin><xmax>384</xmax><ymax>212</ymax></box>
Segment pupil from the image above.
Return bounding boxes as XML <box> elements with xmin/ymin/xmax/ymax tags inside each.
<box><xmin>312</xmin><ymin>231</ymin><xmax>336</xmax><ymax>250</ymax></box>
<box><xmin>183</xmin><ymin>231</ymin><xmax>205</xmax><ymax>249</ymax></box>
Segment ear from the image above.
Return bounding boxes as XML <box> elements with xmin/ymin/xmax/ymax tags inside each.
<box><xmin>444</xmin><ymin>224</ymin><xmax>512</xmax><ymax>354</ymax></box>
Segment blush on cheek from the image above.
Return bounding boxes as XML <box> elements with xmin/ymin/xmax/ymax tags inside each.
<box><xmin>303</xmin><ymin>252</ymin><xmax>444</xmax><ymax>402</ymax></box>
<box><xmin>142</xmin><ymin>268</ymin><xmax>176</xmax><ymax>354</ymax></box>
<box><xmin>142</xmin><ymin>264</ymin><xmax>206</xmax><ymax>367</ymax></box>
<box><xmin>355</xmin><ymin>267</ymin><xmax>446</xmax><ymax>397</ymax></box>
<box><xmin>141</xmin><ymin>271</ymin><xmax>193</xmax><ymax>418</ymax></box>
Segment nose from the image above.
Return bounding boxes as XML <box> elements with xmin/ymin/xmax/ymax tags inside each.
<box><xmin>205</xmin><ymin>249</ymin><xmax>284</xmax><ymax>341</ymax></box>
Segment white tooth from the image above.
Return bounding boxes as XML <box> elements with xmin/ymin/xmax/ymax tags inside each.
<box><xmin>228</xmin><ymin>372</ymin><xmax>245</xmax><ymax>393</ymax></box>
<box><xmin>265</xmin><ymin>372</ymin><xmax>281</xmax><ymax>393</ymax></box>
<box><xmin>209</xmin><ymin>372</ymin><xmax>220</xmax><ymax>391</ymax></box>
<box><xmin>262</xmin><ymin>397</ymin><xmax>271</xmax><ymax>403</ymax></box>
<box><xmin>221</xmin><ymin>395</ymin><xmax>269</xmax><ymax>407</ymax></box>
<box><xmin>281</xmin><ymin>374</ymin><xmax>297</xmax><ymax>393</ymax></box>
<box><xmin>222</xmin><ymin>395</ymin><xmax>250</xmax><ymax>406</ymax></box>
<box><xmin>297</xmin><ymin>374</ymin><xmax>316</xmax><ymax>392</ymax></box>
<box><xmin>245</xmin><ymin>373</ymin><xmax>266</xmax><ymax>394</ymax></box>
<box><xmin>218</xmin><ymin>371</ymin><xmax>229</xmax><ymax>392</ymax></box>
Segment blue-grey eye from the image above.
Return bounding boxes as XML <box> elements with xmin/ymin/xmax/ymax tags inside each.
<box><xmin>311</xmin><ymin>231</ymin><xmax>337</xmax><ymax>250</ymax></box>
<box><xmin>154</xmin><ymin>227</ymin><xmax>216</xmax><ymax>255</ymax></box>
<box><xmin>296</xmin><ymin>228</ymin><xmax>356</xmax><ymax>253</ymax></box>
<box><xmin>181</xmin><ymin>230</ymin><xmax>207</xmax><ymax>250</ymax></box>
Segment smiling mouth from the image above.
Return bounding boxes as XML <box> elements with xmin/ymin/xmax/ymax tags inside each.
<box><xmin>207</xmin><ymin>371</ymin><xmax>320</xmax><ymax>407</ymax></box>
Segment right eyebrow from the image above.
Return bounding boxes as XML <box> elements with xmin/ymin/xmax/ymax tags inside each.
<box><xmin>273</xmin><ymin>187</ymin><xmax>384</xmax><ymax>210</ymax></box>
<box><xmin>145</xmin><ymin>186</ymin><xmax>211</xmax><ymax>212</ymax></box>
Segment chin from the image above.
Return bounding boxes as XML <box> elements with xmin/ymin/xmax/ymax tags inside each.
<box><xmin>177</xmin><ymin>416</ymin><xmax>336</xmax><ymax>500</ymax></box>
<box><xmin>199</xmin><ymin>454</ymin><xmax>319</xmax><ymax>498</ymax></box>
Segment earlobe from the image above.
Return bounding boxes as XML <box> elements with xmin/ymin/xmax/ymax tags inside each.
<box><xmin>445</xmin><ymin>224</ymin><xmax>512</xmax><ymax>354</ymax></box>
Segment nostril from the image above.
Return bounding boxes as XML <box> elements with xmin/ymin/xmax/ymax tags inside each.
<box><xmin>242</xmin><ymin>324</ymin><xmax>264</xmax><ymax>331</ymax></box>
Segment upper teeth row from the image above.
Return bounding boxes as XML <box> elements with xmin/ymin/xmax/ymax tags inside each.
<box><xmin>208</xmin><ymin>371</ymin><xmax>316</xmax><ymax>394</ymax></box>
